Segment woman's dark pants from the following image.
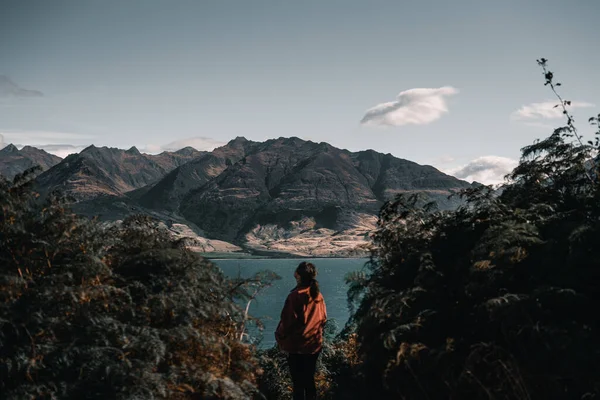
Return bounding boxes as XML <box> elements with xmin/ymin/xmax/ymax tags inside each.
<box><xmin>288</xmin><ymin>352</ymin><xmax>320</xmax><ymax>400</ymax></box>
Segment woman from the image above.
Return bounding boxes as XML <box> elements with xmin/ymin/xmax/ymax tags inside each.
<box><xmin>275</xmin><ymin>262</ymin><xmax>327</xmax><ymax>400</ymax></box>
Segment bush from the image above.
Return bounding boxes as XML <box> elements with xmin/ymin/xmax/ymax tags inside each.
<box><xmin>0</xmin><ymin>169</ymin><xmax>262</xmax><ymax>399</ymax></box>
<box><xmin>256</xmin><ymin>320</ymin><xmax>362</xmax><ymax>400</ymax></box>
<box><xmin>346</xmin><ymin>60</ymin><xmax>600</xmax><ymax>399</ymax></box>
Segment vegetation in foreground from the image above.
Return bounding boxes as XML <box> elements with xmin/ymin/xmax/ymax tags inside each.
<box><xmin>0</xmin><ymin>169</ymin><xmax>277</xmax><ymax>399</ymax></box>
<box><xmin>342</xmin><ymin>59</ymin><xmax>600</xmax><ymax>399</ymax></box>
<box><xmin>1</xmin><ymin>59</ymin><xmax>599</xmax><ymax>399</ymax></box>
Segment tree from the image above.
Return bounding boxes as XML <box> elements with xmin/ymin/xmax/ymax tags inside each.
<box><xmin>0</xmin><ymin>169</ymin><xmax>264</xmax><ymax>399</ymax></box>
<box><xmin>346</xmin><ymin>60</ymin><xmax>600</xmax><ymax>399</ymax></box>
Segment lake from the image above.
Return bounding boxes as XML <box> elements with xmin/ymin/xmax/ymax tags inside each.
<box><xmin>213</xmin><ymin>258</ymin><xmax>369</xmax><ymax>349</ymax></box>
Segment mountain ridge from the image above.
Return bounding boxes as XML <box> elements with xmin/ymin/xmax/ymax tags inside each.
<box><xmin>0</xmin><ymin>144</ymin><xmax>62</xmax><ymax>180</ymax></box>
<box><xmin>148</xmin><ymin>136</ymin><xmax>472</xmax><ymax>243</ymax></box>
<box><xmin>10</xmin><ymin>138</ymin><xmax>474</xmax><ymax>257</ymax></box>
<box><xmin>34</xmin><ymin>145</ymin><xmax>204</xmax><ymax>200</ymax></box>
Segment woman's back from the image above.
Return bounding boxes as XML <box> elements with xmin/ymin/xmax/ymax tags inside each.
<box><xmin>276</xmin><ymin>286</ymin><xmax>327</xmax><ymax>354</ymax></box>
<box><xmin>275</xmin><ymin>261</ymin><xmax>326</xmax><ymax>400</ymax></box>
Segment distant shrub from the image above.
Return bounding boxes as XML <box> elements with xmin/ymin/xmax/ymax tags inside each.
<box><xmin>256</xmin><ymin>319</ymin><xmax>362</xmax><ymax>400</ymax></box>
<box><xmin>346</xmin><ymin>60</ymin><xmax>600</xmax><ymax>399</ymax></box>
<box><xmin>0</xmin><ymin>169</ymin><xmax>263</xmax><ymax>399</ymax></box>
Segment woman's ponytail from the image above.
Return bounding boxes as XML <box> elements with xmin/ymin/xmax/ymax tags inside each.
<box><xmin>296</xmin><ymin>262</ymin><xmax>321</xmax><ymax>300</ymax></box>
<box><xmin>309</xmin><ymin>278</ymin><xmax>320</xmax><ymax>300</ymax></box>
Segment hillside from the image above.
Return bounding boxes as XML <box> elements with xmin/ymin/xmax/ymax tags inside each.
<box><xmin>35</xmin><ymin>145</ymin><xmax>203</xmax><ymax>200</ymax></box>
<box><xmin>12</xmin><ymin>137</ymin><xmax>473</xmax><ymax>257</ymax></box>
<box><xmin>137</xmin><ymin>137</ymin><xmax>473</xmax><ymax>254</ymax></box>
<box><xmin>136</xmin><ymin>137</ymin><xmax>257</xmax><ymax>210</ymax></box>
<box><xmin>178</xmin><ymin>137</ymin><xmax>470</xmax><ymax>242</ymax></box>
<box><xmin>0</xmin><ymin>144</ymin><xmax>62</xmax><ymax>180</ymax></box>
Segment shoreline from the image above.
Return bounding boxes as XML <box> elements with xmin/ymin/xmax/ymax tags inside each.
<box><xmin>198</xmin><ymin>250</ymin><xmax>371</xmax><ymax>260</ymax></box>
<box><xmin>207</xmin><ymin>256</ymin><xmax>371</xmax><ymax>261</ymax></box>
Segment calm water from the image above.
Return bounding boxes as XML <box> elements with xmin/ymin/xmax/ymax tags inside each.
<box><xmin>214</xmin><ymin>258</ymin><xmax>368</xmax><ymax>349</ymax></box>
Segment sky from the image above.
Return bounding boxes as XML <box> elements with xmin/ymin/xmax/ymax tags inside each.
<box><xmin>1</xmin><ymin>0</ymin><xmax>599</xmax><ymax>184</ymax></box>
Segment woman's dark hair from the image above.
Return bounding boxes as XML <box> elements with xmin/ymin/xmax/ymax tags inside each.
<box><xmin>296</xmin><ymin>261</ymin><xmax>320</xmax><ymax>300</ymax></box>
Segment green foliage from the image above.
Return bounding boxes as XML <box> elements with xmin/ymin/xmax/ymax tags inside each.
<box><xmin>346</xmin><ymin>60</ymin><xmax>600</xmax><ymax>399</ymax></box>
<box><xmin>0</xmin><ymin>170</ymin><xmax>263</xmax><ymax>399</ymax></box>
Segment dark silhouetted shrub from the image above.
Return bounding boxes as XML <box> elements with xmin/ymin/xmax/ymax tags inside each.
<box><xmin>346</xmin><ymin>60</ymin><xmax>600</xmax><ymax>399</ymax></box>
<box><xmin>0</xmin><ymin>169</ymin><xmax>264</xmax><ymax>399</ymax></box>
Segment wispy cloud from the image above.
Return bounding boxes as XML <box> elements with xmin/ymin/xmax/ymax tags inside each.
<box><xmin>436</xmin><ymin>155</ymin><xmax>456</xmax><ymax>164</ymax></box>
<box><xmin>143</xmin><ymin>136</ymin><xmax>225</xmax><ymax>153</ymax></box>
<box><xmin>2</xmin><ymin>142</ymin><xmax>88</xmax><ymax>158</ymax></box>
<box><xmin>361</xmin><ymin>86</ymin><xmax>458</xmax><ymax>127</ymax></box>
<box><xmin>0</xmin><ymin>129</ymin><xmax>95</xmax><ymax>143</ymax></box>
<box><xmin>0</xmin><ymin>130</ymin><xmax>95</xmax><ymax>157</ymax></box>
<box><xmin>0</xmin><ymin>76</ymin><xmax>43</xmax><ymax>98</ymax></box>
<box><xmin>32</xmin><ymin>144</ymin><xmax>89</xmax><ymax>158</ymax></box>
<box><xmin>446</xmin><ymin>156</ymin><xmax>518</xmax><ymax>185</ymax></box>
<box><xmin>511</xmin><ymin>100</ymin><xmax>595</xmax><ymax>121</ymax></box>
<box><xmin>1</xmin><ymin>131</ymin><xmax>225</xmax><ymax>157</ymax></box>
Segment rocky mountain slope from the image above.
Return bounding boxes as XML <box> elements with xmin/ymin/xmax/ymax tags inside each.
<box><xmin>137</xmin><ymin>137</ymin><xmax>473</xmax><ymax>254</ymax></box>
<box><xmin>136</xmin><ymin>137</ymin><xmax>255</xmax><ymax>210</ymax></box>
<box><xmin>35</xmin><ymin>145</ymin><xmax>203</xmax><ymax>200</ymax></box>
<box><xmin>146</xmin><ymin>146</ymin><xmax>204</xmax><ymax>173</ymax></box>
<box><xmin>0</xmin><ymin>144</ymin><xmax>62</xmax><ymax>180</ymax></box>
<box><xmin>9</xmin><ymin>138</ymin><xmax>473</xmax><ymax>257</ymax></box>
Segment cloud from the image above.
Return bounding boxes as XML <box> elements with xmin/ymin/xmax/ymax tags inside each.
<box><xmin>512</xmin><ymin>100</ymin><xmax>595</xmax><ymax>121</ymax></box>
<box><xmin>34</xmin><ymin>144</ymin><xmax>89</xmax><ymax>158</ymax></box>
<box><xmin>446</xmin><ymin>156</ymin><xmax>518</xmax><ymax>185</ymax></box>
<box><xmin>0</xmin><ymin>130</ymin><xmax>94</xmax><ymax>157</ymax></box>
<box><xmin>5</xmin><ymin>143</ymin><xmax>87</xmax><ymax>158</ymax></box>
<box><xmin>0</xmin><ymin>129</ymin><xmax>94</xmax><ymax>143</ymax></box>
<box><xmin>361</xmin><ymin>86</ymin><xmax>458</xmax><ymax>127</ymax></box>
<box><xmin>0</xmin><ymin>76</ymin><xmax>43</xmax><ymax>98</ymax></box>
<box><xmin>143</xmin><ymin>136</ymin><xmax>225</xmax><ymax>153</ymax></box>
<box><xmin>0</xmin><ymin>131</ymin><xmax>225</xmax><ymax>157</ymax></box>
<box><xmin>436</xmin><ymin>155</ymin><xmax>456</xmax><ymax>164</ymax></box>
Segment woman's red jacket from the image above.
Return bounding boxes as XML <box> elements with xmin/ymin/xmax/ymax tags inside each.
<box><xmin>275</xmin><ymin>286</ymin><xmax>327</xmax><ymax>354</ymax></box>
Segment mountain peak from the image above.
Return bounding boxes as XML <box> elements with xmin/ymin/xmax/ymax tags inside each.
<box><xmin>82</xmin><ymin>144</ymin><xmax>98</xmax><ymax>152</ymax></box>
<box><xmin>280</xmin><ymin>136</ymin><xmax>305</xmax><ymax>146</ymax></box>
<box><xmin>125</xmin><ymin>146</ymin><xmax>141</xmax><ymax>155</ymax></box>
<box><xmin>19</xmin><ymin>145</ymin><xmax>62</xmax><ymax>161</ymax></box>
<box><xmin>224</xmin><ymin>136</ymin><xmax>256</xmax><ymax>153</ymax></box>
<box><xmin>79</xmin><ymin>145</ymin><xmax>109</xmax><ymax>158</ymax></box>
<box><xmin>1</xmin><ymin>144</ymin><xmax>19</xmax><ymax>154</ymax></box>
<box><xmin>229</xmin><ymin>136</ymin><xmax>248</xmax><ymax>144</ymax></box>
<box><xmin>175</xmin><ymin>146</ymin><xmax>198</xmax><ymax>155</ymax></box>
<box><xmin>0</xmin><ymin>143</ymin><xmax>61</xmax><ymax>180</ymax></box>
<box><xmin>35</xmin><ymin>142</ymin><xmax>202</xmax><ymax>201</ymax></box>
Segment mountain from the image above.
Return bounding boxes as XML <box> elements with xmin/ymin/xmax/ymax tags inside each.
<box><xmin>136</xmin><ymin>137</ymin><xmax>257</xmax><ymax>210</ymax></box>
<box><xmin>145</xmin><ymin>146</ymin><xmax>204</xmax><ymax>172</ymax></box>
<box><xmin>14</xmin><ymin>137</ymin><xmax>473</xmax><ymax>257</ymax></box>
<box><xmin>138</xmin><ymin>137</ymin><xmax>472</xmax><ymax>251</ymax></box>
<box><xmin>0</xmin><ymin>144</ymin><xmax>62</xmax><ymax>180</ymax></box>
<box><xmin>0</xmin><ymin>75</ymin><xmax>43</xmax><ymax>97</ymax></box>
<box><xmin>35</xmin><ymin>145</ymin><xmax>203</xmax><ymax>200</ymax></box>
